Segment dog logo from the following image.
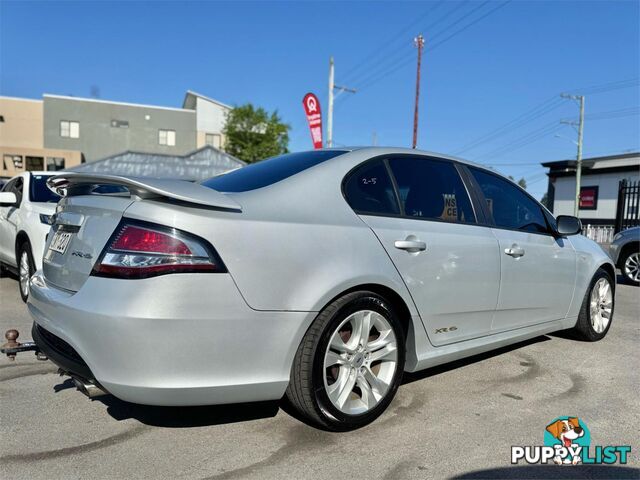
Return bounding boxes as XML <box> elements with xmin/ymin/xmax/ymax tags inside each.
<box><xmin>545</xmin><ymin>417</ymin><xmax>586</xmax><ymax>464</ymax></box>
<box><xmin>511</xmin><ymin>416</ymin><xmax>631</xmax><ymax>465</ymax></box>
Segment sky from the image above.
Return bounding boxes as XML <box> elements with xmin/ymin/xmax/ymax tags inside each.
<box><xmin>1</xmin><ymin>0</ymin><xmax>639</xmax><ymax>200</ymax></box>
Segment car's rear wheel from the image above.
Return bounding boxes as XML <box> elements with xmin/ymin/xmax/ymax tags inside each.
<box><xmin>286</xmin><ymin>291</ymin><xmax>405</xmax><ymax>431</ymax></box>
<box><xmin>570</xmin><ymin>268</ymin><xmax>614</xmax><ymax>341</ymax></box>
<box><xmin>620</xmin><ymin>249</ymin><xmax>640</xmax><ymax>286</ymax></box>
<box><xmin>18</xmin><ymin>242</ymin><xmax>35</xmax><ymax>303</ymax></box>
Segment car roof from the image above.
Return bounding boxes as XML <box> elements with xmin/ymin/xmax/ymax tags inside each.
<box><xmin>321</xmin><ymin>146</ymin><xmax>494</xmax><ymax>174</ymax></box>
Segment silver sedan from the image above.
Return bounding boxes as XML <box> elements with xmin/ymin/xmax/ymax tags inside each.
<box><xmin>28</xmin><ymin>147</ymin><xmax>615</xmax><ymax>430</ymax></box>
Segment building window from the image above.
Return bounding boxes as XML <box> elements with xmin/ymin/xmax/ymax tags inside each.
<box><xmin>60</xmin><ymin>120</ymin><xmax>80</xmax><ymax>138</ymax></box>
<box><xmin>205</xmin><ymin>133</ymin><xmax>222</xmax><ymax>148</ymax></box>
<box><xmin>159</xmin><ymin>129</ymin><xmax>176</xmax><ymax>146</ymax></box>
<box><xmin>46</xmin><ymin>157</ymin><xmax>66</xmax><ymax>171</ymax></box>
<box><xmin>111</xmin><ymin>119</ymin><xmax>129</xmax><ymax>128</ymax></box>
<box><xmin>3</xmin><ymin>155</ymin><xmax>22</xmax><ymax>169</ymax></box>
<box><xmin>26</xmin><ymin>156</ymin><xmax>44</xmax><ymax>171</ymax></box>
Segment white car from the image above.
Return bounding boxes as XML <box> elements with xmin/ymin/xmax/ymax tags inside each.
<box><xmin>0</xmin><ymin>172</ymin><xmax>59</xmax><ymax>302</ymax></box>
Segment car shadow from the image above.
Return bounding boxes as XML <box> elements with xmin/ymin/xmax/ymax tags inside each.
<box><xmin>54</xmin><ymin>378</ymin><xmax>280</xmax><ymax>428</ymax></box>
<box><xmin>402</xmin><ymin>335</ymin><xmax>551</xmax><ymax>385</ymax></box>
<box><xmin>451</xmin><ymin>465</ymin><xmax>639</xmax><ymax>479</ymax></box>
<box><xmin>51</xmin><ymin>335</ymin><xmax>554</xmax><ymax>430</ymax></box>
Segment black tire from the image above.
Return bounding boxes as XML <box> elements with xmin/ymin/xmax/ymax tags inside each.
<box><xmin>619</xmin><ymin>248</ymin><xmax>640</xmax><ymax>286</ymax></box>
<box><xmin>570</xmin><ymin>268</ymin><xmax>615</xmax><ymax>341</ymax></box>
<box><xmin>17</xmin><ymin>241</ymin><xmax>35</xmax><ymax>303</ymax></box>
<box><xmin>285</xmin><ymin>291</ymin><xmax>406</xmax><ymax>431</ymax></box>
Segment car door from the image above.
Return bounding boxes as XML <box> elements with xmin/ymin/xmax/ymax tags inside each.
<box><xmin>344</xmin><ymin>156</ymin><xmax>501</xmax><ymax>346</ymax></box>
<box><xmin>0</xmin><ymin>177</ymin><xmax>23</xmax><ymax>265</ymax></box>
<box><xmin>466</xmin><ymin>167</ymin><xmax>576</xmax><ymax>331</ymax></box>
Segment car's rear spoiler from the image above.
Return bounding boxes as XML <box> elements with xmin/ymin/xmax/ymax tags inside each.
<box><xmin>47</xmin><ymin>173</ymin><xmax>241</xmax><ymax>211</ymax></box>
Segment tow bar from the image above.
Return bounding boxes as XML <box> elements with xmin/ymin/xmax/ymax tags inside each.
<box><xmin>1</xmin><ymin>329</ymin><xmax>108</xmax><ymax>398</ymax></box>
<box><xmin>1</xmin><ymin>329</ymin><xmax>47</xmax><ymax>361</ymax></box>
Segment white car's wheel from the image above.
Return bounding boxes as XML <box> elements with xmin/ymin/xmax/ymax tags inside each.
<box><xmin>286</xmin><ymin>291</ymin><xmax>405</xmax><ymax>431</ymax></box>
<box><xmin>18</xmin><ymin>242</ymin><xmax>35</xmax><ymax>303</ymax></box>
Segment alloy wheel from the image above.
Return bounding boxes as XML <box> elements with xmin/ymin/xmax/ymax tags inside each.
<box><xmin>623</xmin><ymin>252</ymin><xmax>640</xmax><ymax>283</ymax></box>
<box><xmin>589</xmin><ymin>278</ymin><xmax>613</xmax><ymax>334</ymax></box>
<box><xmin>19</xmin><ymin>250</ymin><xmax>30</xmax><ymax>297</ymax></box>
<box><xmin>323</xmin><ymin>310</ymin><xmax>398</xmax><ymax>415</ymax></box>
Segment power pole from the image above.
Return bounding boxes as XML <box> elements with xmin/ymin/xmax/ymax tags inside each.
<box><xmin>327</xmin><ymin>57</ymin><xmax>356</xmax><ymax>148</ymax></box>
<box><xmin>372</xmin><ymin>131</ymin><xmax>378</xmax><ymax>146</ymax></box>
<box><xmin>412</xmin><ymin>34</ymin><xmax>425</xmax><ymax>149</ymax></box>
<box><xmin>561</xmin><ymin>93</ymin><xmax>585</xmax><ymax>216</ymax></box>
<box><xmin>327</xmin><ymin>57</ymin><xmax>335</xmax><ymax>148</ymax></box>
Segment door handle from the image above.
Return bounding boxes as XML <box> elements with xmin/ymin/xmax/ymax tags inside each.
<box><xmin>504</xmin><ymin>244</ymin><xmax>525</xmax><ymax>258</ymax></box>
<box><xmin>394</xmin><ymin>238</ymin><xmax>427</xmax><ymax>253</ymax></box>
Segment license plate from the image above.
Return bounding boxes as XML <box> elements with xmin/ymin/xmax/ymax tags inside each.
<box><xmin>49</xmin><ymin>231</ymin><xmax>73</xmax><ymax>254</ymax></box>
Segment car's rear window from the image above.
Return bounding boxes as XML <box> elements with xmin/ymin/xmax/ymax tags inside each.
<box><xmin>202</xmin><ymin>150</ymin><xmax>348</xmax><ymax>192</ymax></box>
<box><xmin>30</xmin><ymin>175</ymin><xmax>60</xmax><ymax>203</ymax></box>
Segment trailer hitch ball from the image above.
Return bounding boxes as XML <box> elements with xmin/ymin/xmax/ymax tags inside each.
<box><xmin>2</xmin><ymin>329</ymin><xmax>20</xmax><ymax>361</ymax></box>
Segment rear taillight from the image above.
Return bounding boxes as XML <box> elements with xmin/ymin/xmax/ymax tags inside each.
<box><xmin>93</xmin><ymin>221</ymin><xmax>225</xmax><ymax>279</ymax></box>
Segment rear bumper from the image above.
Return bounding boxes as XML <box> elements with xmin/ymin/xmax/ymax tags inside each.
<box><xmin>27</xmin><ymin>272</ymin><xmax>315</xmax><ymax>406</ymax></box>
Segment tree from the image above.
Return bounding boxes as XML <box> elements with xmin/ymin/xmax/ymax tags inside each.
<box><xmin>508</xmin><ymin>175</ymin><xmax>527</xmax><ymax>190</ymax></box>
<box><xmin>223</xmin><ymin>103</ymin><xmax>290</xmax><ymax>163</ymax></box>
<box><xmin>540</xmin><ymin>193</ymin><xmax>550</xmax><ymax>209</ymax></box>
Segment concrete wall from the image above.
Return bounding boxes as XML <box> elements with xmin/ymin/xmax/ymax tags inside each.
<box><xmin>194</xmin><ymin>96</ymin><xmax>230</xmax><ymax>149</ymax></box>
<box><xmin>0</xmin><ymin>97</ymin><xmax>82</xmax><ymax>177</ymax></box>
<box><xmin>43</xmin><ymin>95</ymin><xmax>197</xmax><ymax>162</ymax></box>
<box><xmin>552</xmin><ymin>170</ymin><xmax>640</xmax><ymax>220</ymax></box>
<box><xmin>0</xmin><ymin>97</ymin><xmax>44</xmax><ymax>148</ymax></box>
<box><xmin>1</xmin><ymin>146</ymin><xmax>82</xmax><ymax>177</ymax></box>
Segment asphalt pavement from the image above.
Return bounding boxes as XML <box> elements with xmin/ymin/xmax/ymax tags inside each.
<box><xmin>0</xmin><ymin>271</ymin><xmax>638</xmax><ymax>480</ymax></box>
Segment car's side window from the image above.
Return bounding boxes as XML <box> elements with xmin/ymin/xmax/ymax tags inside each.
<box><xmin>388</xmin><ymin>157</ymin><xmax>476</xmax><ymax>224</ymax></box>
<box><xmin>344</xmin><ymin>159</ymin><xmax>400</xmax><ymax>215</ymax></box>
<box><xmin>469</xmin><ymin>167</ymin><xmax>549</xmax><ymax>234</ymax></box>
<box><xmin>1</xmin><ymin>179</ymin><xmax>15</xmax><ymax>193</ymax></box>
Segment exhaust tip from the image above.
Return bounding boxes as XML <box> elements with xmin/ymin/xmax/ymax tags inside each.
<box><xmin>72</xmin><ymin>377</ymin><xmax>107</xmax><ymax>398</ymax></box>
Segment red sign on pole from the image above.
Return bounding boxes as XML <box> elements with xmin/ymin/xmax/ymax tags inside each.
<box><xmin>302</xmin><ymin>92</ymin><xmax>323</xmax><ymax>149</ymax></box>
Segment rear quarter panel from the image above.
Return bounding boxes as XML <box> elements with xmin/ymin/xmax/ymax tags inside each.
<box><xmin>123</xmin><ymin>150</ymin><xmax>419</xmax><ymax>316</ymax></box>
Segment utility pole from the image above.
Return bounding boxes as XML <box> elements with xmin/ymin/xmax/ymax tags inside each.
<box><xmin>372</xmin><ymin>131</ymin><xmax>378</xmax><ymax>146</ymax></box>
<box><xmin>560</xmin><ymin>93</ymin><xmax>585</xmax><ymax>216</ymax></box>
<box><xmin>327</xmin><ymin>56</ymin><xmax>356</xmax><ymax>148</ymax></box>
<box><xmin>412</xmin><ymin>34</ymin><xmax>425</xmax><ymax>149</ymax></box>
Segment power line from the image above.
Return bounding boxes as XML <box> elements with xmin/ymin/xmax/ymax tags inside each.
<box><xmin>474</xmin><ymin>120</ymin><xmax>565</xmax><ymax>160</ymax></box>
<box><xmin>453</xmin><ymin>79</ymin><xmax>640</xmax><ymax>156</ymax></box>
<box><xmin>352</xmin><ymin>1</ymin><xmax>511</xmax><ymax>94</ymax></box>
<box><xmin>340</xmin><ymin>1</ymin><xmax>467</xmax><ymax>87</ymax></box>
<box><xmin>339</xmin><ymin>1</ymin><xmax>446</xmax><ymax>86</ymax></box>
<box><xmin>452</xmin><ymin>97</ymin><xmax>565</xmax><ymax>155</ymax></box>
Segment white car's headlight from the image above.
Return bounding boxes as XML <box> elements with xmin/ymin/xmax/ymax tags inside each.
<box><xmin>39</xmin><ymin>214</ymin><xmax>55</xmax><ymax>225</ymax></box>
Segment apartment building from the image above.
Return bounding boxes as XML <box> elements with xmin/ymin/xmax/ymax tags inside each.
<box><xmin>0</xmin><ymin>91</ymin><xmax>231</xmax><ymax>177</ymax></box>
<box><xmin>0</xmin><ymin>96</ymin><xmax>82</xmax><ymax>177</ymax></box>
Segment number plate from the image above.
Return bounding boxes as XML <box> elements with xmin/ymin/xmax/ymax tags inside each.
<box><xmin>49</xmin><ymin>231</ymin><xmax>73</xmax><ymax>254</ymax></box>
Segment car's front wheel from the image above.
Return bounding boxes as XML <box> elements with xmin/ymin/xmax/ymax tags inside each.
<box><xmin>571</xmin><ymin>268</ymin><xmax>615</xmax><ymax>341</ymax></box>
<box><xmin>286</xmin><ymin>291</ymin><xmax>406</xmax><ymax>431</ymax></box>
<box><xmin>17</xmin><ymin>241</ymin><xmax>35</xmax><ymax>303</ymax></box>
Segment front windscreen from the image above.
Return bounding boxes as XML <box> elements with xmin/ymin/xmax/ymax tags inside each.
<box><xmin>30</xmin><ymin>175</ymin><xmax>60</xmax><ymax>203</ymax></box>
<box><xmin>202</xmin><ymin>150</ymin><xmax>348</xmax><ymax>193</ymax></box>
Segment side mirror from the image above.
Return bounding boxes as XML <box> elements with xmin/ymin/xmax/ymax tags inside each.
<box><xmin>0</xmin><ymin>192</ymin><xmax>17</xmax><ymax>207</ymax></box>
<box><xmin>556</xmin><ymin>215</ymin><xmax>582</xmax><ymax>236</ymax></box>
